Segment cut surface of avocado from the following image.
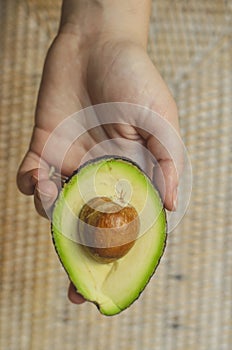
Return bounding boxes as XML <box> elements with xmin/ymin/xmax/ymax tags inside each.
<box><xmin>52</xmin><ymin>156</ymin><xmax>166</xmax><ymax>316</ymax></box>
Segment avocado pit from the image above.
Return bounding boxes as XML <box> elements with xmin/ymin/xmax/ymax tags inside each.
<box><xmin>78</xmin><ymin>197</ymin><xmax>140</xmax><ymax>263</ymax></box>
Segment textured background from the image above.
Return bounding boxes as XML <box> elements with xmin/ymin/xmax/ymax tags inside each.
<box><xmin>0</xmin><ymin>1</ymin><xmax>231</xmax><ymax>349</ymax></box>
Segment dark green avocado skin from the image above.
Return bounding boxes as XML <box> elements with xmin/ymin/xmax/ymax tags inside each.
<box><xmin>51</xmin><ymin>155</ymin><xmax>167</xmax><ymax>316</ymax></box>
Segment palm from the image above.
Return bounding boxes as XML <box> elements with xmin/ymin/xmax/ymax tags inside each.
<box><xmin>34</xmin><ymin>35</ymin><xmax>175</xmax><ymax>171</ymax></box>
<box><xmin>18</xmin><ymin>32</ymin><xmax>179</xmax><ymax>219</ymax></box>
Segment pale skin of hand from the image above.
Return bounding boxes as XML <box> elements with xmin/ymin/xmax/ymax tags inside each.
<box><xmin>17</xmin><ymin>0</ymin><xmax>181</xmax><ymax>304</ymax></box>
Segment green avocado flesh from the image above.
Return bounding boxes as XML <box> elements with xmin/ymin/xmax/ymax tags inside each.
<box><xmin>51</xmin><ymin>157</ymin><xmax>166</xmax><ymax>316</ymax></box>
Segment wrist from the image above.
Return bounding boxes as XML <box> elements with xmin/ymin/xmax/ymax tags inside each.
<box><xmin>60</xmin><ymin>0</ymin><xmax>151</xmax><ymax>48</ymax></box>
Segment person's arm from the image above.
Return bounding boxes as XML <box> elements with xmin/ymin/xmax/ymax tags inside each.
<box><xmin>60</xmin><ymin>0</ymin><xmax>151</xmax><ymax>47</ymax></box>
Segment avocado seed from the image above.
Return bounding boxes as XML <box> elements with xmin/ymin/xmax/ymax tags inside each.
<box><xmin>78</xmin><ymin>197</ymin><xmax>140</xmax><ymax>263</ymax></box>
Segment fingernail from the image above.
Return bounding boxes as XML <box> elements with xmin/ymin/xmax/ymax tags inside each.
<box><xmin>172</xmin><ymin>188</ymin><xmax>178</xmax><ymax>211</ymax></box>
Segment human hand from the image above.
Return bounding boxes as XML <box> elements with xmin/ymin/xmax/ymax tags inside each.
<box><xmin>17</xmin><ymin>0</ymin><xmax>181</xmax><ymax>304</ymax></box>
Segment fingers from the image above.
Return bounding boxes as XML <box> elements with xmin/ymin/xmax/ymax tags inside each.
<box><xmin>34</xmin><ymin>179</ymin><xmax>58</xmax><ymax>218</ymax></box>
<box><xmin>68</xmin><ymin>283</ymin><xmax>86</xmax><ymax>304</ymax></box>
<box><xmin>17</xmin><ymin>151</ymin><xmax>47</xmax><ymax>195</ymax></box>
<box><xmin>133</xmin><ymin>103</ymin><xmax>182</xmax><ymax>211</ymax></box>
<box><xmin>17</xmin><ymin>151</ymin><xmax>59</xmax><ymax>218</ymax></box>
<box><xmin>135</xmin><ymin>58</ymin><xmax>183</xmax><ymax>211</ymax></box>
<box><xmin>146</xmin><ymin>128</ymin><xmax>184</xmax><ymax>211</ymax></box>
<box><xmin>153</xmin><ymin>160</ymin><xmax>178</xmax><ymax>211</ymax></box>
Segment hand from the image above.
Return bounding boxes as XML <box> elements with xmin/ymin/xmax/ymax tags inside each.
<box><xmin>17</xmin><ymin>0</ymin><xmax>181</xmax><ymax>304</ymax></box>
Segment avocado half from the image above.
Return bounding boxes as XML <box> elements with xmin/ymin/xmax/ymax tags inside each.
<box><xmin>51</xmin><ymin>156</ymin><xmax>166</xmax><ymax>316</ymax></box>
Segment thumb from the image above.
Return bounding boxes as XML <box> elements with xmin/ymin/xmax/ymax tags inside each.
<box><xmin>135</xmin><ymin>101</ymin><xmax>183</xmax><ymax>211</ymax></box>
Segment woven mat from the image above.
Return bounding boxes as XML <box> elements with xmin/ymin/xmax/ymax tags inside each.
<box><xmin>0</xmin><ymin>1</ymin><xmax>231</xmax><ymax>349</ymax></box>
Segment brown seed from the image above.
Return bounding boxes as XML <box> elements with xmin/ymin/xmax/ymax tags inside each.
<box><xmin>78</xmin><ymin>197</ymin><xmax>140</xmax><ymax>263</ymax></box>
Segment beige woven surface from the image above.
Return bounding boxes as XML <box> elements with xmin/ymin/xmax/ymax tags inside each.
<box><xmin>0</xmin><ymin>1</ymin><xmax>231</xmax><ymax>349</ymax></box>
